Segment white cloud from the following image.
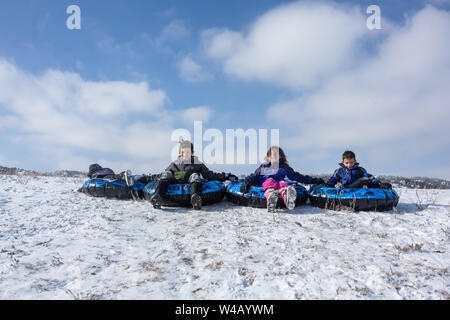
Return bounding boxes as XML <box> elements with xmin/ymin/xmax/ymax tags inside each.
<box><xmin>202</xmin><ymin>28</ymin><xmax>245</xmax><ymax>60</ymax></box>
<box><xmin>0</xmin><ymin>59</ymin><xmax>177</xmax><ymax>171</ymax></box>
<box><xmin>36</xmin><ymin>70</ymin><xmax>166</xmax><ymax>117</ymax></box>
<box><xmin>177</xmin><ymin>56</ymin><xmax>213</xmax><ymax>83</ymax></box>
<box><xmin>96</xmin><ymin>33</ymin><xmax>135</xmax><ymax>56</ymax></box>
<box><xmin>267</xmin><ymin>6</ymin><xmax>450</xmax><ymax>156</ymax></box>
<box><xmin>199</xmin><ymin>1</ymin><xmax>450</xmax><ymax>175</ymax></box>
<box><xmin>181</xmin><ymin>106</ymin><xmax>213</xmax><ymax>123</ymax></box>
<box><xmin>0</xmin><ymin>114</ymin><xmax>21</xmax><ymax>129</ymax></box>
<box><xmin>202</xmin><ymin>1</ymin><xmax>368</xmax><ymax>89</ymax></box>
<box><xmin>157</xmin><ymin>20</ymin><xmax>191</xmax><ymax>48</ymax></box>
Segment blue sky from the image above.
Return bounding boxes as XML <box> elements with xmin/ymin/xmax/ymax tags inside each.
<box><xmin>0</xmin><ymin>0</ymin><xmax>449</xmax><ymax>178</ymax></box>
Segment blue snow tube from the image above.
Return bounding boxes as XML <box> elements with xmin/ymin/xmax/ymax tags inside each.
<box><xmin>142</xmin><ymin>180</ymin><xmax>225</xmax><ymax>207</ymax></box>
<box><xmin>80</xmin><ymin>178</ymin><xmax>132</xmax><ymax>200</ymax></box>
<box><xmin>225</xmin><ymin>180</ymin><xmax>308</xmax><ymax>208</ymax></box>
<box><xmin>308</xmin><ymin>185</ymin><xmax>399</xmax><ymax>211</ymax></box>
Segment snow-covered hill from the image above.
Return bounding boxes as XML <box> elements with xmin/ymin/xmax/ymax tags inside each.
<box><xmin>0</xmin><ymin>175</ymin><xmax>448</xmax><ymax>299</ymax></box>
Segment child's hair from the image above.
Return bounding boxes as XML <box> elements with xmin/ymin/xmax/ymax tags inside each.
<box><xmin>266</xmin><ymin>146</ymin><xmax>288</xmax><ymax>164</ymax></box>
<box><xmin>179</xmin><ymin>140</ymin><xmax>194</xmax><ymax>153</ymax></box>
<box><xmin>342</xmin><ymin>150</ymin><xmax>356</xmax><ymax>160</ymax></box>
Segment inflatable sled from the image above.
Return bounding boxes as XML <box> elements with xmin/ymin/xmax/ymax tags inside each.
<box><xmin>225</xmin><ymin>181</ymin><xmax>308</xmax><ymax>208</ymax></box>
<box><xmin>142</xmin><ymin>180</ymin><xmax>225</xmax><ymax>207</ymax></box>
<box><xmin>308</xmin><ymin>185</ymin><xmax>399</xmax><ymax>211</ymax></box>
<box><xmin>80</xmin><ymin>178</ymin><xmax>132</xmax><ymax>200</ymax></box>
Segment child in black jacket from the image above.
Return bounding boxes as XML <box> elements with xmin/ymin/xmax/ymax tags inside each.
<box><xmin>151</xmin><ymin>140</ymin><xmax>237</xmax><ymax>210</ymax></box>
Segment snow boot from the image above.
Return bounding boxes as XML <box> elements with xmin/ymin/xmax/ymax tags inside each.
<box><xmin>190</xmin><ymin>181</ymin><xmax>202</xmax><ymax>210</ymax></box>
<box><xmin>191</xmin><ymin>193</ymin><xmax>202</xmax><ymax>210</ymax></box>
<box><xmin>150</xmin><ymin>193</ymin><xmax>162</xmax><ymax>209</ymax></box>
<box><xmin>265</xmin><ymin>188</ymin><xmax>278</xmax><ymax>213</ymax></box>
<box><xmin>150</xmin><ymin>179</ymin><xmax>171</xmax><ymax>209</ymax></box>
<box><xmin>283</xmin><ymin>185</ymin><xmax>297</xmax><ymax>210</ymax></box>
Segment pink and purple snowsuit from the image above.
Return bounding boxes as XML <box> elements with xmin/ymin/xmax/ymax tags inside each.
<box><xmin>262</xmin><ymin>178</ymin><xmax>292</xmax><ymax>202</ymax></box>
<box><xmin>245</xmin><ymin>161</ymin><xmax>314</xmax><ymax>203</ymax></box>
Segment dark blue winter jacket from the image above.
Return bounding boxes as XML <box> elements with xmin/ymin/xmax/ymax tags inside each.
<box><xmin>245</xmin><ymin>161</ymin><xmax>314</xmax><ymax>187</ymax></box>
<box><xmin>327</xmin><ymin>163</ymin><xmax>380</xmax><ymax>187</ymax></box>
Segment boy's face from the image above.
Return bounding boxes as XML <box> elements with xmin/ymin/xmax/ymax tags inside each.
<box><xmin>180</xmin><ymin>147</ymin><xmax>192</xmax><ymax>160</ymax></box>
<box><xmin>342</xmin><ymin>157</ymin><xmax>356</xmax><ymax>169</ymax></box>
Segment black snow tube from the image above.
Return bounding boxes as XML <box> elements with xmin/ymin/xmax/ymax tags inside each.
<box><xmin>80</xmin><ymin>178</ymin><xmax>132</xmax><ymax>200</ymax></box>
<box><xmin>308</xmin><ymin>185</ymin><xmax>399</xmax><ymax>211</ymax></box>
<box><xmin>225</xmin><ymin>181</ymin><xmax>308</xmax><ymax>208</ymax></box>
<box><xmin>142</xmin><ymin>180</ymin><xmax>225</xmax><ymax>207</ymax></box>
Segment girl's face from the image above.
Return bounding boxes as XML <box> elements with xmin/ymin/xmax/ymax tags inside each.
<box><xmin>269</xmin><ymin>150</ymin><xmax>280</xmax><ymax>163</ymax></box>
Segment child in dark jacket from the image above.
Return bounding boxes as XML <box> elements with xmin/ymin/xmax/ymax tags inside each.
<box><xmin>240</xmin><ymin>146</ymin><xmax>324</xmax><ymax>212</ymax></box>
<box><xmin>326</xmin><ymin>150</ymin><xmax>390</xmax><ymax>189</ymax></box>
<box><xmin>151</xmin><ymin>140</ymin><xmax>238</xmax><ymax>210</ymax></box>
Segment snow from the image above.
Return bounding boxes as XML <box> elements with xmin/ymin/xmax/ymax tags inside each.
<box><xmin>0</xmin><ymin>175</ymin><xmax>449</xmax><ymax>300</ymax></box>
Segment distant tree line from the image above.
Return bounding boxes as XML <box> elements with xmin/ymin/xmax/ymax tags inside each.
<box><xmin>0</xmin><ymin>165</ymin><xmax>86</xmax><ymax>178</ymax></box>
<box><xmin>2</xmin><ymin>165</ymin><xmax>449</xmax><ymax>189</ymax></box>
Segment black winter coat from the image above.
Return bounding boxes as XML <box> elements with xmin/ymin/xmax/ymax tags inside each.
<box><xmin>165</xmin><ymin>156</ymin><xmax>226</xmax><ymax>182</ymax></box>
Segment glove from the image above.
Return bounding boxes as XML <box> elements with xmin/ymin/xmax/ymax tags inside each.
<box><xmin>311</xmin><ymin>178</ymin><xmax>325</xmax><ymax>185</ymax></box>
<box><xmin>226</xmin><ymin>173</ymin><xmax>238</xmax><ymax>182</ymax></box>
<box><xmin>239</xmin><ymin>182</ymin><xmax>250</xmax><ymax>193</ymax></box>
